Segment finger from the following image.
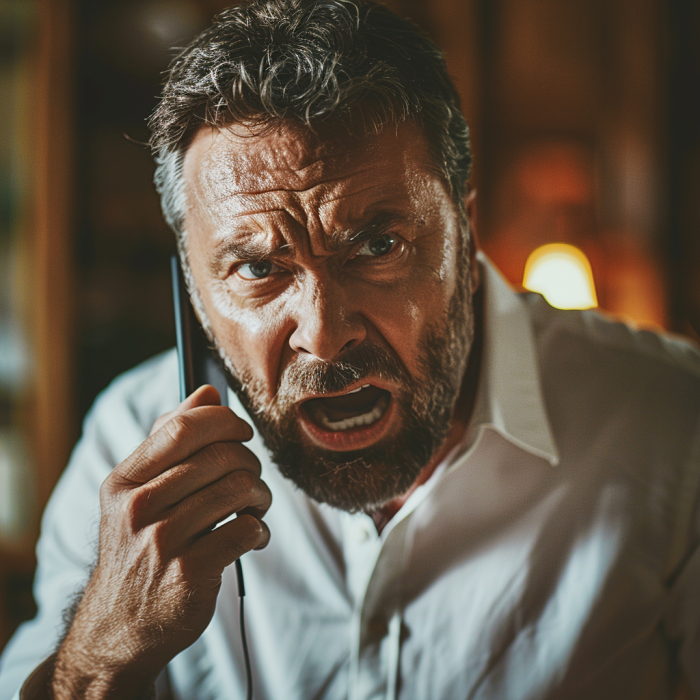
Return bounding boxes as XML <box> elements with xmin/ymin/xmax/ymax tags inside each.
<box><xmin>113</xmin><ymin>405</ymin><xmax>254</xmax><ymax>485</ymax></box>
<box><xmin>170</xmin><ymin>471</ymin><xmax>272</xmax><ymax>543</ymax></box>
<box><xmin>140</xmin><ymin>441</ymin><xmax>262</xmax><ymax>512</ymax></box>
<box><xmin>150</xmin><ymin>385</ymin><xmax>221</xmax><ymax>436</ymax></box>
<box><xmin>188</xmin><ymin>514</ymin><xmax>271</xmax><ymax>573</ymax></box>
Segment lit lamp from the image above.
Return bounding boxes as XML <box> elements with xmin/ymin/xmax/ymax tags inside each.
<box><xmin>523</xmin><ymin>244</ymin><xmax>598</xmax><ymax>310</ymax></box>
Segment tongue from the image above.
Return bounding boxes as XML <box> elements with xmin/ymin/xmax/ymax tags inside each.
<box><xmin>304</xmin><ymin>386</ymin><xmax>386</xmax><ymax>421</ymax></box>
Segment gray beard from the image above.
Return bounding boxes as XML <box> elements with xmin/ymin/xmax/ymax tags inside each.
<box><xmin>202</xmin><ymin>252</ymin><xmax>474</xmax><ymax>513</ymax></box>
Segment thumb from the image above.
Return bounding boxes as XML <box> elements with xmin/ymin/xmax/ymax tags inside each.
<box><xmin>149</xmin><ymin>384</ymin><xmax>221</xmax><ymax>436</ymax></box>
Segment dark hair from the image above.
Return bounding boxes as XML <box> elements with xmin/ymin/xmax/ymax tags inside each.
<box><xmin>149</xmin><ymin>0</ymin><xmax>472</xmax><ymax>242</ymax></box>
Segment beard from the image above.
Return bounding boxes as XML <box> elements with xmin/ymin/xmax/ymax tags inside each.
<box><xmin>206</xmin><ymin>250</ymin><xmax>474</xmax><ymax>513</ymax></box>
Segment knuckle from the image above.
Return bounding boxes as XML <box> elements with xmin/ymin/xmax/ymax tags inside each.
<box><xmin>99</xmin><ymin>475</ymin><xmax>126</xmax><ymax>516</ymax></box>
<box><xmin>99</xmin><ymin>475</ymin><xmax>115</xmax><ymax>502</ymax></box>
<box><xmin>217</xmin><ymin>475</ymin><xmax>247</xmax><ymax>511</ymax></box>
<box><xmin>150</xmin><ymin>519</ymin><xmax>171</xmax><ymax>552</ymax></box>
<box><xmin>243</xmin><ymin>449</ymin><xmax>262</xmax><ymax>476</ymax></box>
<box><xmin>124</xmin><ymin>488</ymin><xmax>152</xmax><ymax>530</ymax></box>
<box><xmin>150</xmin><ymin>410</ymin><xmax>174</xmax><ymax>435</ymax></box>
<box><xmin>227</xmin><ymin>470</ymin><xmax>255</xmax><ymax>499</ymax></box>
<box><xmin>206</xmin><ymin>441</ymin><xmax>235</xmax><ymax>470</ymax></box>
<box><xmin>164</xmin><ymin>413</ymin><xmax>196</xmax><ymax>445</ymax></box>
<box><xmin>226</xmin><ymin>410</ymin><xmax>253</xmax><ymax>439</ymax></box>
<box><xmin>210</xmin><ymin>481</ymin><xmax>239</xmax><ymax>513</ymax></box>
<box><xmin>234</xmin><ymin>444</ymin><xmax>261</xmax><ymax>474</ymax></box>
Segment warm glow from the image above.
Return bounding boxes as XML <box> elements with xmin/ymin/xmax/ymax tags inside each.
<box><xmin>523</xmin><ymin>244</ymin><xmax>598</xmax><ymax>310</ymax></box>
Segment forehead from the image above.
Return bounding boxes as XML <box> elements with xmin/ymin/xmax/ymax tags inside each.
<box><xmin>186</xmin><ymin>121</ymin><xmax>390</xmax><ymax>188</ymax></box>
<box><xmin>185</xmin><ymin>120</ymin><xmax>438</xmax><ymax>200</ymax></box>
<box><xmin>181</xmin><ymin>120</ymin><xmax>448</xmax><ymax>259</ymax></box>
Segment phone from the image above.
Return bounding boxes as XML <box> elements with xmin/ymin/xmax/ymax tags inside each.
<box><xmin>170</xmin><ymin>255</ymin><xmax>254</xmax><ymax>699</ymax></box>
<box><xmin>170</xmin><ymin>255</ymin><xmax>230</xmax><ymax>406</ymax></box>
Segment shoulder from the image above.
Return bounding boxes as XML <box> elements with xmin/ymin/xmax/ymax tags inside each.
<box><xmin>523</xmin><ymin>292</ymin><xmax>700</xmax><ymax>387</ymax></box>
<box><xmin>522</xmin><ymin>293</ymin><xmax>700</xmax><ymax>463</ymax></box>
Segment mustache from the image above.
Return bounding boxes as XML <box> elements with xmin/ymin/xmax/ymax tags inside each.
<box><xmin>276</xmin><ymin>341</ymin><xmax>409</xmax><ymax>401</ymax></box>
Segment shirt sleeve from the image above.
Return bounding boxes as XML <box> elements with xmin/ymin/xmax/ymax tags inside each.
<box><xmin>0</xmin><ymin>358</ymin><xmax>163</xmax><ymax>699</ymax></box>
<box><xmin>664</xmin><ymin>412</ymin><xmax>700</xmax><ymax>699</ymax></box>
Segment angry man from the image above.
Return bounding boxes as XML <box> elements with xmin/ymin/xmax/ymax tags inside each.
<box><xmin>1</xmin><ymin>1</ymin><xmax>700</xmax><ymax>698</ymax></box>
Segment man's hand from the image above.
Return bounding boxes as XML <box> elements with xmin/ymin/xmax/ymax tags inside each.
<box><xmin>51</xmin><ymin>385</ymin><xmax>271</xmax><ymax>699</ymax></box>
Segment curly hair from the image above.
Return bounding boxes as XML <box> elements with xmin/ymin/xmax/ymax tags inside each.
<box><xmin>149</xmin><ymin>0</ymin><xmax>472</xmax><ymax>247</ymax></box>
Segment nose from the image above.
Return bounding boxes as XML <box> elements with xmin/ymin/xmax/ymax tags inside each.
<box><xmin>288</xmin><ymin>275</ymin><xmax>366</xmax><ymax>361</ymax></box>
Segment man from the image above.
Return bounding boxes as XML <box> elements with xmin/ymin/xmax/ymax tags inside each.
<box><xmin>1</xmin><ymin>0</ymin><xmax>700</xmax><ymax>698</ymax></box>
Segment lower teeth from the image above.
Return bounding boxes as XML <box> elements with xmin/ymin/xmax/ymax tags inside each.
<box><xmin>315</xmin><ymin>397</ymin><xmax>388</xmax><ymax>432</ymax></box>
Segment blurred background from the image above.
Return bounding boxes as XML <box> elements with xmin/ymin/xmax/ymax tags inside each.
<box><xmin>0</xmin><ymin>0</ymin><xmax>699</xmax><ymax>652</ymax></box>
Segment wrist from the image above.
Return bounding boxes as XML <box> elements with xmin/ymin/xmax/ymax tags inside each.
<box><xmin>51</xmin><ymin>642</ymin><xmax>157</xmax><ymax>700</ymax></box>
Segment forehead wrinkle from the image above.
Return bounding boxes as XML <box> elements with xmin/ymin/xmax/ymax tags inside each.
<box><xmin>215</xmin><ymin>125</ymin><xmax>379</xmax><ymax>191</ymax></box>
<box><xmin>212</xmin><ymin>206</ymin><xmax>304</xmax><ymax>248</ymax></box>
<box><xmin>299</xmin><ymin>179</ymin><xmax>400</xmax><ymax>251</ymax></box>
<box><xmin>208</xmin><ymin>185</ymin><xmax>310</xmax><ymax>230</ymax></box>
<box><xmin>210</xmin><ymin>166</ymin><xmax>382</xmax><ymax>202</ymax></box>
<box><xmin>313</xmin><ymin>182</ymin><xmax>388</xmax><ymax>210</ymax></box>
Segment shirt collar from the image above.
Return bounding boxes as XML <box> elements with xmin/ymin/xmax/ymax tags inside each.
<box><xmin>470</xmin><ymin>252</ymin><xmax>560</xmax><ymax>466</ymax></box>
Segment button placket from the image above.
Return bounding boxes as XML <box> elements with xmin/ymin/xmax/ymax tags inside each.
<box><xmin>346</xmin><ymin>514</ymin><xmax>383</xmax><ymax>700</ymax></box>
<box><xmin>345</xmin><ymin>466</ymin><xmax>446</xmax><ymax>699</ymax></box>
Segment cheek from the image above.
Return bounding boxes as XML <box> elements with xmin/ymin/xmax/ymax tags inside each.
<box><xmin>204</xmin><ymin>281</ymin><xmax>293</xmax><ymax>391</ymax></box>
<box><xmin>359</xmin><ymin>273</ymin><xmax>455</xmax><ymax>371</ymax></box>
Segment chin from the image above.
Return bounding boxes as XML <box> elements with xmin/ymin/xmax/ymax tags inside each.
<box><xmin>268</xmin><ymin>401</ymin><xmax>445</xmax><ymax>513</ymax></box>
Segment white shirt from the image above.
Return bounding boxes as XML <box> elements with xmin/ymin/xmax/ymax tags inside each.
<box><xmin>2</xmin><ymin>257</ymin><xmax>700</xmax><ymax>700</ymax></box>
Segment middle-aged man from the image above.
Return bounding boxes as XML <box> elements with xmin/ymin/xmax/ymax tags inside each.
<box><xmin>2</xmin><ymin>1</ymin><xmax>700</xmax><ymax>698</ymax></box>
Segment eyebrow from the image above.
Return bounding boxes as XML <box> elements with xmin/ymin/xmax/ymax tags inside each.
<box><xmin>329</xmin><ymin>211</ymin><xmax>411</xmax><ymax>250</ymax></box>
<box><xmin>209</xmin><ymin>210</ymin><xmax>411</xmax><ymax>273</ymax></box>
<box><xmin>209</xmin><ymin>238</ymin><xmax>294</xmax><ymax>274</ymax></box>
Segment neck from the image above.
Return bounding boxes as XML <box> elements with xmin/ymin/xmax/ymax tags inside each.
<box><xmin>368</xmin><ymin>286</ymin><xmax>485</xmax><ymax>533</ymax></box>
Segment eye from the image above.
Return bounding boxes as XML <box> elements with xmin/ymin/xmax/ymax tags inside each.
<box><xmin>237</xmin><ymin>260</ymin><xmax>276</xmax><ymax>280</ymax></box>
<box><xmin>355</xmin><ymin>233</ymin><xmax>398</xmax><ymax>257</ymax></box>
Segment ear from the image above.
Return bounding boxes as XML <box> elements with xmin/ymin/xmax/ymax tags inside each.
<box><xmin>464</xmin><ymin>188</ymin><xmax>481</xmax><ymax>295</ymax></box>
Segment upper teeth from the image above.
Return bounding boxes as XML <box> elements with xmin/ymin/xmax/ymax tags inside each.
<box><xmin>346</xmin><ymin>384</ymin><xmax>371</xmax><ymax>394</ymax></box>
<box><xmin>316</xmin><ymin>395</ymin><xmax>389</xmax><ymax>432</ymax></box>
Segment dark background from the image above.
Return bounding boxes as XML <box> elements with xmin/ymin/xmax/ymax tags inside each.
<box><xmin>0</xmin><ymin>0</ymin><xmax>699</xmax><ymax>658</ymax></box>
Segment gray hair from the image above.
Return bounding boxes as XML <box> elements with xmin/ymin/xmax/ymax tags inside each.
<box><xmin>149</xmin><ymin>0</ymin><xmax>472</xmax><ymax>268</ymax></box>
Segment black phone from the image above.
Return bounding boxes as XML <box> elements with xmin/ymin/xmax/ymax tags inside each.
<box><xmin>170</xmin><ymin>255</ymin><xmax>230</xmax><ymax>405</ymax></box>
<box><xmin>170</xmin><ymin>254</ymin><xmax>254</xmax><ymax>698</ymax></box>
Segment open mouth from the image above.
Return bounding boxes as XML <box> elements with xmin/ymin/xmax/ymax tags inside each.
<box><xmin>297</xmin><ymin>384</ymin><xmax>395</xmax><ymax>451</ymax></box>
<box><xmin>302</xmin><ymin>385</ymin><xmax>392</xmax><ymax>432</ymax></box>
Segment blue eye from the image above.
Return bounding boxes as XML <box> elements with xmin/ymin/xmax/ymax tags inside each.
<box><xmin>356</xmin><ymin>234</ymin><xmax>397</xmax><ymax>257</ymax></box>
<box><xmin>238</xmin><ymin>260</ymin><xmax>274</xmax><ymax>279</ymax></box>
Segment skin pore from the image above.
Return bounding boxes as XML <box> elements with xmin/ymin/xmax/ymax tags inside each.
<box><xmin>182</xmin><ymin>119</ymin><xmax>481</xmax><ymax>529</ymax></box>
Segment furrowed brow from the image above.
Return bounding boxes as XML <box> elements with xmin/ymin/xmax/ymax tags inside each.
<box><xmin>331</xmin><ymin>212</ymin><xmax>410</xmax><ymax>249</ymax></box>
<box><xmin>209</xmin><ymin>239</ymin><xmax>293</xmax><ymax>274</ymax></box>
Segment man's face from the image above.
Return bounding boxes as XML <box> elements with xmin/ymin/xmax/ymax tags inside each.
<box><xmin>182</xmin><ymin>120</ymin><xmax>476</xmax><ymax>512</ymax></box>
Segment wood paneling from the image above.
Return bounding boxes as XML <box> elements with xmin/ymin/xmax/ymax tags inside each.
<box><xmin>31</xmin><ymin>0</ymin><xmax>77</xmax><ymax>522</ymax></box>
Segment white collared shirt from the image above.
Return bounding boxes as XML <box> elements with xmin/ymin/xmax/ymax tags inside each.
<box><xmin>2</xmin><ymin>257</ymin><xmax>700</xmax><ymax>700</ymax></box>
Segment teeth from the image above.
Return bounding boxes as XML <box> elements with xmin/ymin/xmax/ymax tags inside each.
<box><xmin>315</xmin><ymin>396</ymin><xmax>389</xmax><ymax>432</ymax></box>
<box><xmin>345</xmin><ymin>384</ymin><xmax>372</xmax><ymax>395</ymax></box>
